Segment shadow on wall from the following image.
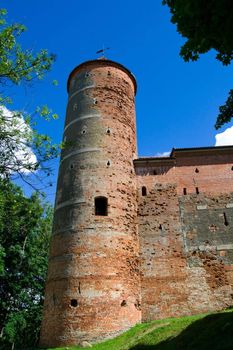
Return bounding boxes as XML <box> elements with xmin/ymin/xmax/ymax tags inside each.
<box><xmin>129</xmin><ymin>311</ymin><xmax>233</xmax><ymax>350</ymax></box>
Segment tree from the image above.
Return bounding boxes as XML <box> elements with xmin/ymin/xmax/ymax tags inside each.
<box><xmin>0</xmin><ymin>9</ymin><xmax>57</xmax><ymax>349</ymax></box>
<box><xmin>0</xmin><ymin>180</ymin><xmax>53</xmax><ymax>349</ymax></box>
<box><xmin>0</xmin><ymin>8</ymin><xmax>60</xmax><ymax>188</ymax></box>
<box><xmin>162</xmin><ymin>0</ymin><xmax>233</xmax><ymax>129</ymax></box>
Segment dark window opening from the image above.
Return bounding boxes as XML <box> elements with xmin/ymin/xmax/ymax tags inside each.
<box><xmin>108</xmin><ymin>71</ymin><xmax>111</xmax><ymax>76</ymax></box>
<box><xmin>134</xmin><ymin>299</ymin><xmax>141</xmax><ymax>310</ymax></box>
<box><xmin>142</xmin><ymin>186</ymin><xmax>147</xmax><ymax>196</ymax></box>
<box><xmin>196</xmin><ymin>187</ymin><xmax>199</xmax><ymax>194</ymax></box>
<box><xmin>107</xmin><ymin>160</ymin><xmax>111</xmax><ymax>167</ymax></box>
<box><xmin>70</xmin><ymin>299</ymin><xmax>78</xmax><ymax>307</ymax></box>
<box><xmin>82</xmin><ymin>129</ymin><xmax>86</xmax><ymax>134</ymax></box>
<box><xmin>95</xmin><ymin>196</ymin><xmax>108</xmax><ymax>216</ymax></box>
<box><xmin>183</xmin><ymin>188</ymin><xmax>187</xmax><ymax>195</ymax></box>
<box><xmin>121</xmin><ymin>300</ymin><xmax>127</xmax><ymax>307</ymax></box>
<box><xmin>223</xmin><ymin>212</ymin><xmax>229</xmax><ymax>226</ymax></box>
<box><xmin>231</xmin><ymin>166</ymin><xmax>233</xmax><ymax>171</ymax></box>
<box><xmin>106</xmin><ymin>128</ymin><xmax>111</xmax><ymax>135</ymax></box>
<box><xmin>70</xmin><ymin>163</ymin><xmax>74</xmax><ymax>169</ymax></box>
<box><xmin>153</xmin><ymin>170</ymin><xmax>157</xmax><ymax>175</ymax></box>
<box><xmin>159</xmin><ymin>224</ymin><xmax>162</xmax><ymax>230</ymax></box>
<box><xmin>195</xmin><ymin>168</ymin><xmax>199</xmax><ymax>173</ymax></box>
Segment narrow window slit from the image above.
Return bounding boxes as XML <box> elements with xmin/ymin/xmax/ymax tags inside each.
<box><xmin>223</xmin><ymin>212</ymin><xmax>229</xmax><ymax>226</ymax></box>
<box><xmin>196</xmin><ymin>187</ymin><xmax>199</xmax><ymax>194</ymax></box>
<box><xmin>183</xmin><ymin>188</ymin><xmax>187</xmax><ymax>195</ymax></box>
<box><xmin>195</xmin><ymin>168</ymin><xmax>199</xmax><ymax>173</ymax></box>
<box><xmin>142</xmin><ymin>186</ymin><xmax>147</xmax><ymax>196</ymax></box>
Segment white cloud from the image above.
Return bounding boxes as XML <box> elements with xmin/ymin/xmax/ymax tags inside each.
<box><xmin>215</xmin><ymin>126</ymin><xmax>233</xmax><ymax>146</ymax></box>
<box><xmin>155</xmin><ymin>151</ymin><xmax>170</xmax><ymax>157</ymax></box>
<box><xmin>0</xmin><ymin>106</ymin><xmax>37</xmax><ymax>174</ymax></box>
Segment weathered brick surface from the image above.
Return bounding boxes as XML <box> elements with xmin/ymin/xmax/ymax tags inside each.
<box><xmin>40</xmin><ymin>60</ymin><xmax>141</xmax><ymax>348</ymax></box>
<box><xmin>40</xmin><ymin>59</ymin><xmax>233</xmax><ymax>348</ymax></box>
<box><xmin>136</xmin><ymin>153</ymin><xmax>233</xmax><ymax>321</ymax></box>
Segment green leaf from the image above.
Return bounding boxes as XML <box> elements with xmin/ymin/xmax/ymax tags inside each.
<box><xmin>52</xmin><ymin>79</ymin><xmax>58</xmax><ymax>86</ymax></box>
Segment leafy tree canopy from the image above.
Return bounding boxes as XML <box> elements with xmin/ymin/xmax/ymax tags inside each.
<box><xmin>163</xmin><ymin>0</ymin><xmax>233</xmax><ymax>129</ymax></box>
<box><xmin>0</xmin><ymin>179</ymin><xmax>53</xmax><ymax>349</ymax></box>
<box><xmin>0</xmin><ymin>8</ymin><xmax>60</xmax><ymax>187</ymax></box>
<box><xmin>0</xmin><ymin>9</ymin><xmax>57</xmax><ymax>349</ymax></box>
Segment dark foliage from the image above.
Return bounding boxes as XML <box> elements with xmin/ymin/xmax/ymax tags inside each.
<box><xmin>0</xmin><ymin>180</ymin><xmax>52</xmax><ymax>349</ymax></box>
<box><xmin>163</xmin><ymin>0</ymin><xmax>233</xmax><ymax>128</ymax></box>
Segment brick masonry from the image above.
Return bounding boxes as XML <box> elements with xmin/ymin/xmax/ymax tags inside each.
<box><xmin>40</xmin><ymin>59</ymin><xmax>233</xmax><ymax>348</ymax></box>
<box><xmin>135</xmin><ymin>154</ymin><xmax>233</xmax><ymax>322</ymax></box>
<box><xmin>39</xmin><ymin>60</ymin><xmax>141</xmax><ymax>348</ymax></box>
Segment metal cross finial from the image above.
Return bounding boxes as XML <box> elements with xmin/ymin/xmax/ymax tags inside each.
<box><xmin>96</xmin><ymin>45</ymin><xmax>110</xmax><ymax>59</ymax></box>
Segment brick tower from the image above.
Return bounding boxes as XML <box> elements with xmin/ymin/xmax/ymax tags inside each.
<box><xmin>39</xmin><ymin>59</ymin><xmax>141</xmax><ymax>347</ymax></box>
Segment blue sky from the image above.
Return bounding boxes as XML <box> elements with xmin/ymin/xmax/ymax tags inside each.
<box><xmin>3</xmin><ymin>0</ymin><xmax>233</xmax><ymax>200</ymax></box>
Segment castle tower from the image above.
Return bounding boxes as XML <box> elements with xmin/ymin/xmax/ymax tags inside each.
<box><xmin>40</xmin><ymin>59</ymin><xmax>141</xmax><ymax>347</ymax></box>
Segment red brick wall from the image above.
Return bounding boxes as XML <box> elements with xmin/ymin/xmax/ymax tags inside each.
<box><xmin>136</xmin><ymin>151</ymin><xmax>233</xmax><ymax>195</ymax></box>
<box><xmin>40</xmin><ymin>58</ymin><xmax>233</xmax><ymax>348</ymax></box>
<box><xmin>136</xmin><ymin>152</ymin><xmax>233</xmax><ymax>321</ymax></box>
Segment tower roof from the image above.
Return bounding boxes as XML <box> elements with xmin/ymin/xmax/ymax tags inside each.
<box><xmin>67</xmin><ymin>59</ymin><xmax>137</xmax><ymax>95</ymax></box>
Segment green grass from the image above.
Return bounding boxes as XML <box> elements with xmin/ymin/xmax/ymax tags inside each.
<box><xmin>43</xmin><ymin>308</ymin><xmax>233</xmax><ymax>350</ymax></box>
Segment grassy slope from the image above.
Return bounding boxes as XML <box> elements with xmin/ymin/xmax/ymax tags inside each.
<box><xmin>44</xmin><ymin>308</ymin><xmax>233</xmax><ymax>350</ymax></box>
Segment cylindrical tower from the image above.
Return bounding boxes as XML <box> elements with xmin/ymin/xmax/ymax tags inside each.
<box><xmin>40</xmin><ymin>59</ymin><xmax>141</xmax><ymax>347</ymax></box>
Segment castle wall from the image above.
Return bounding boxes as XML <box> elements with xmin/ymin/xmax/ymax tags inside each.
<box><xmin>135</xmin><ymin>151</ymin><xmax>233</xmax><ymax>321</ymax></box>
<box><xmin>40</xmin><ymin>58</ymin><xmax>233</xmax><ymax>347</ymax></box>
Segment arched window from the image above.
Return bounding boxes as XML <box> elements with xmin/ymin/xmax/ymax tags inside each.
<box><xmin>142</xmin><ymin>186</ymin><xmax>147</xmax><ymax>196</ymax></box>
<box><xmin>95</xmin><ymin>196</ymin><xmax>108</xmax><ymax>216</ymax></box>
